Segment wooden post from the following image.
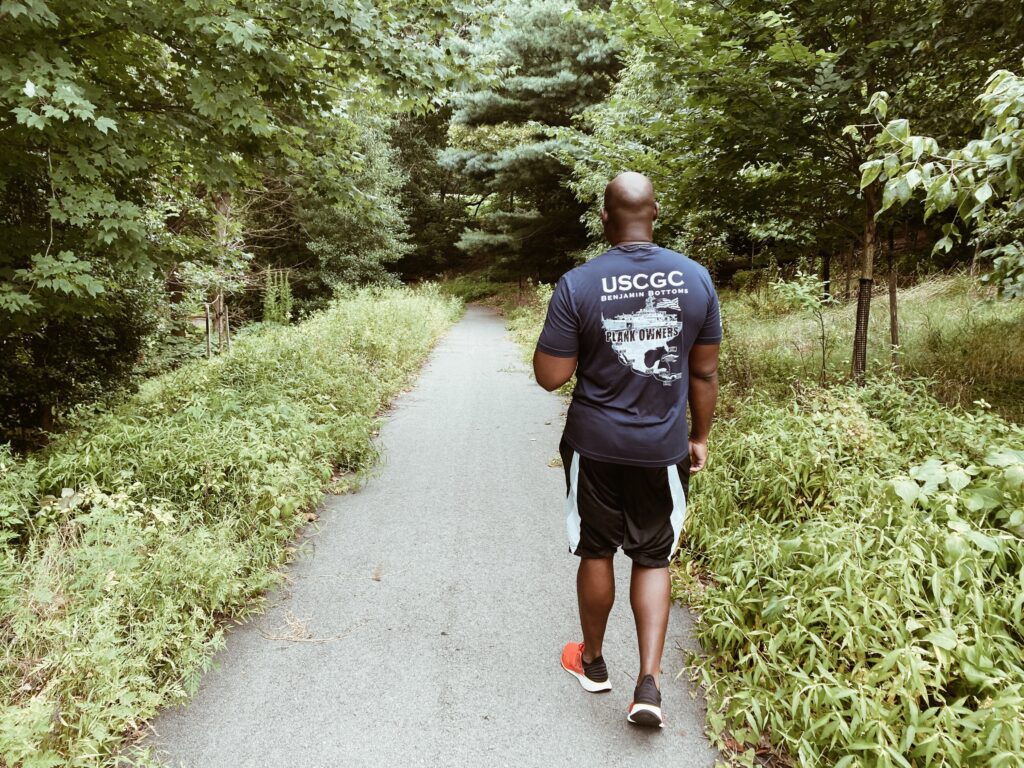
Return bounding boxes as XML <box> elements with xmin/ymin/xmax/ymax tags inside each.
<box><xmin>843</xmin><ymin>244</ymin><xmax>853</xmax><ymax>302</ymax></box>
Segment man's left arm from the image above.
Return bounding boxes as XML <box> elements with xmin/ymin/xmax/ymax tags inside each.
<box><xmin>688</xmin><ymin>278</ymin><xmax>723</xmax><ymax>473</ymax></box>
<box><xmin>687</xmin><ymin>343</ymin><xmax>719</xmax><ymax>472</ymax></box>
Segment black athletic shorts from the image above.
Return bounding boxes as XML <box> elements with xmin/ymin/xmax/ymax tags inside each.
<box><xmin>559</xmin><ymin>437</ymin><xmax>690</xmax><ymax>569</ymax></box>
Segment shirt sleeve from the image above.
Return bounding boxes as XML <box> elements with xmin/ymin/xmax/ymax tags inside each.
<box><xmin>536</xmin><ymin>276</ymin><xmax>579</xmax><ymax>358</ymax></box>
<box><xmin>694</xmin><ymin>279</ymin><xmax>723</xmax><ymax>345</ymax></box>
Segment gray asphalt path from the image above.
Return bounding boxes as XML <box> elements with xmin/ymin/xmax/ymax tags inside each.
<box><xmin>141</xmin><ymin>305</ymin><xmax>718</xmax><ymax>768</ymax></box>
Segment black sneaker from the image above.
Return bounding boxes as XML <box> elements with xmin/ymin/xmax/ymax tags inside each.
<box><xmin>627</xmin><ymin>674</ymin><xmax>664</xmax><ymax>728</ymax></box>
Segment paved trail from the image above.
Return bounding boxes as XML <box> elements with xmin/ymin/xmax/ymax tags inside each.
<box><xmin>142</xmin><ymin>306</ymin><xmax>718</xmax><ymax>768</ymax></box>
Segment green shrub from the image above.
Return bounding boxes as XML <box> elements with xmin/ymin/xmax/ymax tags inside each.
<box><xmin>682</xmin><ymin>381</ymin><xmax>1024</xmax><ymax>767</ymax></box>
<box><xmin>0</xmin><ymin>286</ymin><xmax>459</xmax><ymax>766</ymax></box>
<box><xmin>262</xmin><ymin>269</ymin><xmax>293</xmax><ymax>324</ymax></box>
<box><xmin>0</xmin><ymin>446</ymin><xmax>36</xmax><ymax>543</ymax></box>
<box><xmin>0</xmin><ymin>277</ymin><xmax>165</xmax><ymax>444</ymax></box>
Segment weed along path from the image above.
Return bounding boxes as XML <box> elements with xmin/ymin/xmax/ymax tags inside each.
<box><xmin>140</xmin><ymin>305</ymin><xmax>718</xmax><ymax>768</ymax></box>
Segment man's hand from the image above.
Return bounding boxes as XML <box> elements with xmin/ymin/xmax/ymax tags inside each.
<box><xmin>688</xmin><ymin>439</ymin><xmax>709</xmax><ymax>473</ymax></box>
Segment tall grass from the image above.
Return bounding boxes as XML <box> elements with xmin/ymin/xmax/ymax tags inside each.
<box><xmin>679</xmin><ymin>381</ymin><xmax>1024</xmax><ymax>766</ymax></box>
<box><xmin>700</xmin><ymin>277</ymin><xmax>1024</xmax><ymax>765</ymax></box>
<box><xmin>504</xmin><ymin>283</ymin><xmax>552</xmax><ymax>358</ymax></box>
<box><xmin>723</xmin><ymin>275</ymin><xmax>1024</xmax><ymax>422</ymax></box>
<box><xmin>0</xmin><ymin>287</ymin><xmax>460</xmax><ymax>766</ymax></box>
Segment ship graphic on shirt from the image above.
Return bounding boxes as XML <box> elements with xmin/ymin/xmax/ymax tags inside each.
<box><xmin>601</xmin><ymin>296</ymin><xmax>683</xmax><ymax>385</ymax></box>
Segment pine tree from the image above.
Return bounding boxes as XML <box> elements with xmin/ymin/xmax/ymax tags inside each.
<box><xmin>390</xmin><ymin>107</ymin><xmax>468</xmax><ymax>279</ymax></box>
<box><xmin>441</xmin><ymin>0</ymin><xmax>618</xmax><ymax>280</ymax></box>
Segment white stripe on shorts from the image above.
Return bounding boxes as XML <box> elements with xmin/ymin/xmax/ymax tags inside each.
<box><xmin>667</xmin><ymin>463</ymin><xmax>688</xmax><ymax>559</ymax></box>
<box><xmin>565</xmin><ymin>450</ymin><xmax>582</xmax><ymax>553</ymax></box>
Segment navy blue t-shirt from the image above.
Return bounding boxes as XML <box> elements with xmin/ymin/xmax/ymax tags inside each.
<box><xmin>536</xmin><ymin>243</ymin><xmax>722</xmax><ymax>467</ymax></box>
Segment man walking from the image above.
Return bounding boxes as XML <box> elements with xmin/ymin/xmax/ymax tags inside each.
<box><xmin>533</xmin><ymin>172</ymin><xmax>721</xmax><ymax>728</ymax></box>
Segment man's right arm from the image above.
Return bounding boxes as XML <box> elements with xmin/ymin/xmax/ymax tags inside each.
<box><xmin>533</xmin><ymin>349</ymin><xmax>577</xmax><ymax>391</ymax></box>
<box><xmin>534</xmin><ymin>275</ymin><xmax>579</xmax><ymax>390</ymax></box>
<box><xmin>688</xmin><ymin>343</ymin><xmax>719</xmax><ymax>473</ymax></box>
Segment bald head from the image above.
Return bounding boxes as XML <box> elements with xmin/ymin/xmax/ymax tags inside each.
<box><xmin>600</xmin><ymin>172</ymin><xmax>658</xmax><ymax>245</ymax></box>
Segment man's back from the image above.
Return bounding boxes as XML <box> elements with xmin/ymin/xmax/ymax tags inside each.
<box><xmin>537</xmin><ymin>243</ymin><xmax>721</xmax><ymax>467</ymax></box>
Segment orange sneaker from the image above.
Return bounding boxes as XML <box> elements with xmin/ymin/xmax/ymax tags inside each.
<box><xmin>560</xmin><ymin>642</ymin><xmax>612</xmax><ymax>692</ymax></box>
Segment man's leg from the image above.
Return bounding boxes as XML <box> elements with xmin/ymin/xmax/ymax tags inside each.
<box><xmin>629</xmin><ymin>563</ymin><xmax>670</xmax><ymax>686</ymax></box>
<box><xmin>577</xmin><ymin>556</ymin><xmax>615</xmax><ymax>662</ymax></box>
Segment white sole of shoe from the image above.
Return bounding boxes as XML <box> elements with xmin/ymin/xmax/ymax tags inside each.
<box><xmin>627</xmin><ymin>702</ymin><xmax>664</xmax><ymax>728</ymax></box>
<box><xmin>561</xmin><ymin>661</ymin><xmax>612</xmax><ymax>692</ymax></box>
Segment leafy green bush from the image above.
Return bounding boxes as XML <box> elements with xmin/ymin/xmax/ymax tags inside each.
<box><xmin>0</xmin><ymin>446</ymin><xmax>36</xmax><ymax>541</ymax></box>
<box><xmin>0</xmin><ymin>277</ymin><xmax>165</xmax><ymax>444</ymax></box>
<box><xmin>0</xmin><ymin>287</ymin><xmax>459</xmax><ymax>766</ymax></box>
<box><xmin>262</xmin><ymin>270</ymin><xmax>293</xmax><ymax>325</ymax></box>
<box><xmin>681</xmin><ymin>381</ymin><xmax>1024</xmax><ymax>767</ymax></box>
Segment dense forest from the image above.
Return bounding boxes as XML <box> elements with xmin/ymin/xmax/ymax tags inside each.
<box><xmin>2</xmin><ymin>2</ymin><xmax>1024</xmax><ymax>765</ymax></box>
<box><xmin>3</xmin><ymin>0</ymin><xmax>1023</xmax><ymax>441</ymax></box>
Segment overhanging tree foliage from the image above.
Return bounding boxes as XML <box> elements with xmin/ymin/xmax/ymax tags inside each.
<box><xmin>863</xmin><ymin>64</ymin><xmax>1024</xmax><ymax>299</ymax></box>
<box><xmin>1</xmin><ymin>0</ymin><xmax>450</xmax><ymax>318</ymax></box>
<box><xmin>566</xmin><ymin>0</ymin><xmax>1023</xmax><ymax>379</ymax></box>
<box><xmin>243</xmin><ymin>103</ymin><xmax>414</xmax><ymax>306</ymax></box>
<box><xmin>0</xmin><ymin>0</ymin><xmax>456</xmax><ymax>437</ymax></box>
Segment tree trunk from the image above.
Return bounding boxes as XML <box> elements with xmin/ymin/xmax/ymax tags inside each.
<box><xmin>851</xmin><ymin>186</ymin><xmax>879</xmax><ymax>383</ymax></box>
<box><xmin>887</xmin><ymin>225</ymin><xmax>899</xmax><ymax>369</ymax></box>
<box><xmin>40</xmin><ymin>404</ymin><xmax>54</xmax><ymax>435</ymax></box>
<box><xmin>822</xmin><ymin>251</ymin><xmax>832</xmax><ymax>301</ymax></box>
<box><xmin>205</xmin><ymin>302</ymin><xmax>212</xmax><ymax>359</ymax></box>
<box><xmin>211</xmin><ymin>193</ymin><xmax>231</xmax><ymax>348</ymax></box>
<box><xmin>213</xmin><ymin>192</ymin><xmax>231</xmax><ymax>248</ymax></box>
